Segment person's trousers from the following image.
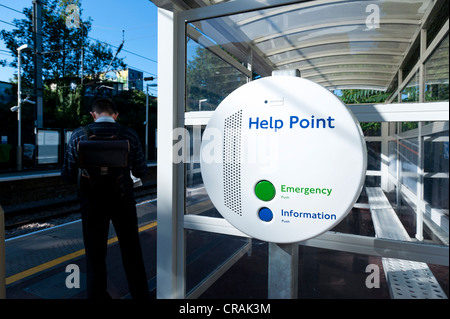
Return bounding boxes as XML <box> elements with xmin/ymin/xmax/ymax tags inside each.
<box><xmin>80</xmin><ymin>195</ymin><xmax>149</xmax><ymax>299</ymax></box>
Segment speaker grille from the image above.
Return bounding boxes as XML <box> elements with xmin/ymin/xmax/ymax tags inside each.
<box><xmin>223</xmin><ymin>110</ymin><xmax>242</xmax><ymax>216</ymax></box>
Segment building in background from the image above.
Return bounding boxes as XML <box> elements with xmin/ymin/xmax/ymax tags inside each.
<box><xmin>101</xmin><ymin>68</ymin><xmax>144</xmax><ymax>91</ymax></box>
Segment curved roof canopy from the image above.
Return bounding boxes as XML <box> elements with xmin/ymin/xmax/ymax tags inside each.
<box><xmin>151</xmin><ymin>0</ymin><xmax>448</xmax><ymax>92</ymax></box>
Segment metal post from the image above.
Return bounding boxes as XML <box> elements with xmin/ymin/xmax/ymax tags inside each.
<box><xmin>268</xmin><ymin>243</ymin><xmax>298</xmax><ymax>298</ymax></box>
<box><xmin>144</xmin><ymin>77</ymin><xmax>155</xmax><ymax>162</ymax></box>
<box><xmin>145</xmin><ymin>84</ymin><xmax>149</xmax><ymax>162</ymax></box>
<box><xmin>33</xmin><ymin>0</ymin><xmax>43</xmax><ymax>128</ymax></box>
<box><xmin>80</xmin><ymin>22</ymin><xmax>84</xmax><ymax>86</ymax></box>
<box><xmin>0</xmin><ymin>204</ymin><xmax>5</xmax><ymax>299</ymax></box>
<box><xmin>396</xmin><ymin>122</ymin><xmax>402</xmax><ymax>210</ymax></box>
<box><xmin>416</xmin><ymin>121</ymin><xmax>424</xmax><ymax>241</ymax></box>
<box><xmin>247</xmin><ymin>49</ymin><xmax>253</xmax><ymax>83</ymax></box>
<box><xmin>17</xmin><ymin>50</ymin><xmax>22</xmax><ymax>172</ymax></box>
<box><xmin>15</xmin><ymin>44</ymin><xmax>32</xmax><ymax>171</ymax></box>
<box><xmin>397</xmin><ymin>69</ymin><xmax>403</xmax><ymax>103</ymax></box>
<box><xmin>419</xmin><ymin>28</ymin><xmax>426</xmax><ymax>104</ymax></box>
<box><xmin>381</xmin><ymin>122</ymin><xmax>390</xmax><ymax>191</ymax></box>
<box><xmin>156</xmin><ymin>8</ymin><xmax>185</xmax><ymax>299</ymax></box>
<box><xmin>267</xmin><ymin>69</ymin><xmax>300</xmax><ymax>299</ymax></box>
<box><xmin>396</xmin><ymin>70</ymin><xmax>402</xmax><ymax>210</ymax></box>
<box><xmin>415</xmin><ymin>28</ymin><xmax>427</xmax><ymax>241</ymax></box>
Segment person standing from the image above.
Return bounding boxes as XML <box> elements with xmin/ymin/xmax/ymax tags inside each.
<box><xmin>62</xmin><ymin>98</ymin><xmax>149</xmax><ymax>299</ymax></box>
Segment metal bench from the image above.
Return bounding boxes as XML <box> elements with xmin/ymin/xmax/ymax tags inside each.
<box><xmin>366</xmin><ymin>187</ymin><xmax>447</xmax><ymax>299</ymax></box>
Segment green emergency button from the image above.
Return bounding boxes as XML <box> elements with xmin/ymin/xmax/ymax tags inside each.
<box><xmin>255</xmin><ymin>180</ymin><xmax>276</xmax><ymax>201</ymax></box>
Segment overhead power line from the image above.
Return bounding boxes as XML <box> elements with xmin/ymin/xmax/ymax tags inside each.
<box><xmin>0</xmin><ymin>3</ymin><xmax>25</xmax><ymax>15</ymax></box>
<box><xmin>1</xmin><ymin>3</ymin><xmax>158</xmax><ymax>77</ymax></box>
<box><xmin>0</xmin><ymin>19</ymin><xmax>17</xmax><ymax>28</ymax></box>
<box><xmin>0</xmin><ymin>19</ymin><xmax>157</xmax><ymax>65</ymax></box>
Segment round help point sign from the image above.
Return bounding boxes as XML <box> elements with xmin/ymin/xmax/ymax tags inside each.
<box><xmin>200</xmin><ymin>76</ymin><xmax>366</xmax><ymax>243</ymax></box>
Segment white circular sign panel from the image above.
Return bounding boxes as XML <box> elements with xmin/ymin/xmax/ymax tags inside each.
<box><xmin>200</xmin><ymin>76</ymin><xmax>367</xmax><ymax>243</ymax></box>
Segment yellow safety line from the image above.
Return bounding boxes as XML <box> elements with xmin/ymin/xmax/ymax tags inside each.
<box><xmin>6</xmin><ymin>221</ymin><xmax>157</xmax><ymax>286</ymax></box>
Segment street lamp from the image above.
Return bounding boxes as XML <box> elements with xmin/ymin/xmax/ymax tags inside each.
<box><xmin>15</xmin><ymin>44</ymin><xmax>32</xmax><ymax>171</ymax></box>
<box><xmin>199</xmin><ymin>99</ymin><xmax>207</xmax><ymax>111</ymax></box>
<box><xmin>144</xmin><ymin>76</ymin><xmax>156</xmax><ymax>162</ymax></box>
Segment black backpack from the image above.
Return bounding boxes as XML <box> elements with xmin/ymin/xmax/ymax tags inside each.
<box><xmin>77</xmin><ymin>126</ymin><xmax>131</xmax><ymax>196</ymax></box>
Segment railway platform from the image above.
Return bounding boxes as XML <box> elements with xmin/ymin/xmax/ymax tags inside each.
<box><xmin>4</xmin><ymin>198</ymin><xmax>157</xmax><ymax>299</ymax></box>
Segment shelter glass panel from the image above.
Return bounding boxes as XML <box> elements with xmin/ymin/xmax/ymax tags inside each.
<box><xmin>400</xmin><ymin>137</ymin><xmax>419</xmax><ymax>194</ymax></box>
<box><xmin>193</xmin><ymin>0</ymin><xmax>433</xmax><ymax>90</ymax></box>
<box><xmin>425</xmin><ymin>35</ymin><xmax>449</xmax><ymax>102</ymax></box>
<box><xmin>185</xmin><ymin>123</ymin><xmax>222</xmax><ymax>218</ymax></box>
<box><xmin>186</xmin><ymin>37</ymin><xmax>248</xmax><ymax>112</ymax></box>
<box><xmin>178</xmin><ymin>0</ymin><xmax>448</xmax><ymax>299</ymax></box>
<box><xmin>386</xmin><ymin>121</ymin><xmax>449</xmax><ymax>246</ymax></box>
<box><xmin>402</xmin><ymin>70</ymin><xmax>420</xmax><ymax>103</ymax></box>
<box><xmin>367</xmin><ymin>141</ymin><xmax>382</xmax><ymax>171</ymax></box>
<box><xmin>185</xmin><ymin>230</ymin><xmax>251</xmax><ymax>298</ymax></box>
<box><xmin>423</xmin><ymin>122</ymin><xmax>449</xmax><ymax>211</ymax></box>
<box><xmin>388</xmin><ymin>139</ymin><xmax>398</xmax><ymax>177</ymax></box>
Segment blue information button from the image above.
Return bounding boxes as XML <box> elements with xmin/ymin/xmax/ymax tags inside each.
<box><xmin>258</xmin><ymin>207</ymin><xmax>273</xmax><ymax>222</ymax></box>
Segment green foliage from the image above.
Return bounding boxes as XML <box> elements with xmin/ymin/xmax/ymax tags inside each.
<box><xmin>339</xmin><ymin>89</ymin><xmax>390</xmax><ymax>104</ymax></box>
<box><xmin>43</xmin><ymin>80</ymin><xmax>84</xmax><ymax>128</ymax></box>
<box><xmin>0</xmin><ymin>0</ymin><xmax>128</xmax><ymax>131</ymax></box>
<box><xmin>401</xmin><ymin>86</ymin><xmax>419</xmax><ymax>103</ymax></box>
<box><xmin>0</xmin><ymin>6</ymin><xmax>34</xmax><ymax>88</ymax></box>
<box><xmin>360</xmin><ymin>122</ymin><xmax>381</xmax><ymax>136</ymax></box>
<box><xmin>186</xmin><ymin>45</ymin><xmax>247</xmax><ymax>111</ymax></box>
<box><xmin>0</xmin><ymin>84</ymin><xmax>18</xmax><ymax>134</ymax></box>
<box><xmin>338</xmin><ymin>89</ymin><xmax>390</xmax><ymax>136</ymax></box>
<box><xmin>113</xmin><ymin>89</ymin><xmax>157</xmax><ymax>148</ymax></box>
<box><xmin>0</xmin><ymin>0</ymin><xmax>125</xmax><ymax>84</ymax></box>
<box><xmin>425</xmin><ymin>84</ymin><xmax>449</xmax><ymax>101</ymax></box>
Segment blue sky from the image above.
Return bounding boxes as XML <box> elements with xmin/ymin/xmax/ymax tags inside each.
<box><xmin>0</xmin><ymin>0</ymin><xmax>158</xmax><ymax>95</ymax></box>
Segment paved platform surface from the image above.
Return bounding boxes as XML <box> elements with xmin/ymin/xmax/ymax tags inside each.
<box><xmin>5</xmin><ymin>199</ymin><xmax>157</xmax><ymax>299</ymax></box>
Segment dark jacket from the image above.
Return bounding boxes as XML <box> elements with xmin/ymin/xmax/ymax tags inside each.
<box><xmin>61</xmin><ymin>121</ymin><xmax>148</xmax><ymax>185</ymax></box>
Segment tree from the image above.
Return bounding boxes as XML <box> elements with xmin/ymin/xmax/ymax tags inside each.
<box><xmin>337</xmin><ymin>89</ymin><xmax>392</xmax><ymax>136</ymax></box>
<box><xmin>186</xmin><ymin>45</ymin><xmax>247</xmax><ymax>111</ymax></box>
<box><xmin>0</xmin><ymin>0</ymin><xmax>126</xmax><ymax>129</ymax></box>
<box><xmin>0</xmin><ymin>0</ymin><xmax>125</xmax><ymax>84</ymax></box>
<box><xmin>339</xmin><ymin>89</ymin><xmax>390</xmax><ymax>104</ymax></box>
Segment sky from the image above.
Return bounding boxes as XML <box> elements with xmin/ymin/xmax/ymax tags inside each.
<box><xmin>0</xmin><ymin>0</ymin><xmax>159</xmax><ymax>95</ymax></box>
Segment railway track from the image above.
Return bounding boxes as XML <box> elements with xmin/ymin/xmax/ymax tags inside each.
<box><xmin>4</xmin><ymin>182</ymin><xmax>156</xmax><ymax>231</ymax></box>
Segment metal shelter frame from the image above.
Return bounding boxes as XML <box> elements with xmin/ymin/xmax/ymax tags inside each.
<box><xmin>154</xmin><ymin>0</ymin><xmax>449</xmax><ymax>299</ymax></box>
